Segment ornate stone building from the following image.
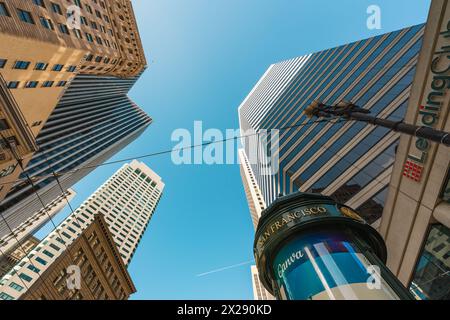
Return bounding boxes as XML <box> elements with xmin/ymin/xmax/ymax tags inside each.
<box><xmin>0</xmin><ymin>236</ymin><xmax>39</xmax><ymax>279</ymax></box>
<box><xmin>1</xmin><ymin>214</ymin><xmax>136</xmax><ymax>300</ymax></box>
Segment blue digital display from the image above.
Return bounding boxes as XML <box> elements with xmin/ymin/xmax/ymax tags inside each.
<box><xmin>272</xmin><ymin>230</ymin><xmax>374</xmax><ymax>300</ymax></box>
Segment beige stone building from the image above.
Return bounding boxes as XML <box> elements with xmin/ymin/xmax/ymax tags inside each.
<box><xmin>1</xmin><ymin>214</ymin><xmax>136</xmax><ymax>300</ymax></box>
<box><xmin>380</xmin><ymin>0</ymin><xmax>450</xmax><ymax>300</ymax></box>
<box><xmin>0</xmin><ymin>236</ymin><xmax>39</xmax><ymax>279</ymax></box>
<box><xmin>0</xmin><ymin>0</ymin><xmax>146</xmax><ymax>200</ymax></box>
<box><xmin>0</xmin><ymin>74</ymin><xmax>38</xmax><ymax>201</ymax></box>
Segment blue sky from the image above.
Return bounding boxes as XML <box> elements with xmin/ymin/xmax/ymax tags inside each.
<box><xmin>37</xmin><ymin>0</ymin><xmax>430</xmax><ymax>299</ymax></box>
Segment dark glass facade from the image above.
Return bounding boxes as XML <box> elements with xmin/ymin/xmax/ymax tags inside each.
<box><xmin>239</xmin><ymin>24</ymin><xmax>425</xmax><ymax>224</ymax></box>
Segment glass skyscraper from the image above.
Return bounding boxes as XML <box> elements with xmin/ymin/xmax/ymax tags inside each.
<box><xmin>238</xmin><ymin>24</ymin><xmax>425</xmax><ymax>228</ymax></box>
<box><xmin>0</xmin><ymin>74</ymin><xmax>152</xmax><ymax>238</ymax></box>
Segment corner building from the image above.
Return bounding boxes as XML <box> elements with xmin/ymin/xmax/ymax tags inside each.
<box><xmin>380</xmin><ymin>0</ymin><xmax>450</xmax><ymax>300</ymax></box>
<box><xmin>0</xmin><ymin>0</ymin><xmax>146</xmax><ymax>199</ymax></box>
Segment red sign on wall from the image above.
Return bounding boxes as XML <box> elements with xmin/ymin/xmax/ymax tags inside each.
<box><xmin>403</xmin><ymin>160</ymin><xmax>423</xmax><ymax>182</ymax></box>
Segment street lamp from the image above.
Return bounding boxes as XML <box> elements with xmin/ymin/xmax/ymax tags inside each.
<box><xmin>304</xmin><ymin>101</ymin><xmax>450</xmax><ymax>147</ymax></box>
<box><xmin>254</xmin><ymin>192</ymin><xmax>414</xmax><ymax>300</ymax></box>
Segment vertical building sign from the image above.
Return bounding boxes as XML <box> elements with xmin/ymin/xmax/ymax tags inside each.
<box><xmin>405</xmin><ymin>5</ymin><xmax>450</xmax><ymax>182</ymax></box>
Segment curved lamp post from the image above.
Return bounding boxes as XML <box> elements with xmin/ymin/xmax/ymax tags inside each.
<box><xmin>254</xmin><ymin>192</ymin><xmax>413</xmax><ymax>300</ymax></box>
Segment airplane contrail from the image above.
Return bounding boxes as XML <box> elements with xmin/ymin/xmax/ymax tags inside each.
<box><xmin>196</xmin><ymin>259</ymin><xmax>255</xmax><ymax>277</ymax></box>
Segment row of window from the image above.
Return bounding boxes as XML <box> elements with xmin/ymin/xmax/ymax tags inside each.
<box><xmin>0</xmin><ymin>2</ymin><xmax>118</xmax><ymax>50</ymax></box>
<box><xmin>33</xmin><ymin>0</ymin><xmax>110</xmax><ymax>23</ymax></box>
<box><xmin>7</xmin><ymin>80</ymin><xmax>67</xmax><ymax>89</ymax></box>
<box><xmin>0</xmin><ymin>58</ymin><xmax>76</xmax><ymax>73</ymax></box>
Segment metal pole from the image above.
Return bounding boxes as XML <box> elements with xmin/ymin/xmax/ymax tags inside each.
<box><xmin>305</xmin><ymin>101</ymin><xmax>450</xmax><ymax>147</ymax></box>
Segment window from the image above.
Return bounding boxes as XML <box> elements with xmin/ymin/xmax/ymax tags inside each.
<box><xmin>55</xmin><ymin>237</ymin><xmax>65</xmax><ymax>245</ymax></box>
<box><xmin>42</xmin><ymin>250</ymin><xmax>54</xmax><ymax>258</ymax></box>
<box><xmin>410</xmin><ymin>224</ymin><xmax>450</xmax><ymax>300</ymax></box>
<box><xmin>0</xmin><ymin>58</ymin><xmax>6</xmax><ymax>68</ymax></box>
<box><xmin>0</xmin><ymin>119</ymin><xmax>9</xmax><ymax>130</ymax></box>
<box><xmin>56</xmin><ymin>81</ymin><xmax>67</xmax><ymax>87</ymax></box>
<box><xmin>49</xmin><ymin>243</ymin><xmax>60</xmax><ymax>251</ymax></box>
<box><xmin>0</xmin><ymin>2</ymin><xmax>10</xmax><ymax>17</ymax></box>
<box><xmin>85</xmin><ymin>32</ymin><xmax>93</xmax><ymax>42</ymax></box>
<box><xmin>7</xmin><ymin>81</ymin><xmax>20</xmax><ymax>89</ymax></box>
<box><xmin>4</xmin><ymin>136</ymin><xmax>19</xmax><ymax>147</ymax></box>
<box><xmin>80</xmin><ymin>16</ymin><xmax>87</xmax><ymax>25</ymax></box>
<box><xmin>42</xmin><ymin>80</ymin><xmax>54</xmax><ymax>87</ymax></box>
<box><xmin>27</xmin><ymin>265</ymin><xmax>40</xmax><ymax>273</ymax></box>
<box><xmin>61</xmin><ymin>231</ymin><xmax>71</xmax><ymax>239</ymax></box>
<box><xmin>17</xmin><ymin>9</ymin><xmax>34</xmax><ymax>24</ymax></box>
<box><xmin>19</xmin><ymin>273</ymin><xmax>33</xmax><ymax>282</ymax></box>
<box><xmin>73</xmin><ymin>28</ymin><xmax>82</xmax><ymax>39</ymax></box>
<box><xmin>74</xmin><ymin>0</ymin><xmax>82</xmax><ymax>8</ymax></box>
<box><xmin>13</xmin><ymin>60</ymin><xmax>30</xmax><ymax>70</ymax></box>
<box><xmin>8</xmin><ymin>282</ymin><xmax>23</xmax><ymax>292</ymax></box>
<box><xmin>35</xmin><ymin>257</ymin><xmax>47</xmax><ymax>266</ymax></box>
<box><xmin>67</xmin><ymin>226</ymin><xmax>77</xmax><ymax>234</ymax></box>
<box><xmin>58</xmin><ymin>23</ymin><xmax>69</xmax><ymax>35</ymax></box>
<box><xmin>32</xmin><ymin>0</ymin><xmax>46</xmax><ymax>8</ymax></box>
<box><xmin>25</xmin><ymin>81</ymin><xmax>39</xmax><ymax>88</ymax></box>
<box><xmin>52</xmin><ymin>64</ymin><xmax>64</xmax><ymax>71</ymax></box>
<box><xmin>34</xmin><ymin>62</ymin><xmax>48</xmax><ymax>70</ymax></box>
<box><xmin>40</xmin><ymin>16</ymin><xmax>54</xmax><ymax>30</ymax></box>
<box><xmin>66</xmin><ymin>65</ymin><xmax>76</xmax><ymax>72</ymax></box>
<box><xmin>0</xmin><ymin>292</ymin><xmax>14</xmax><ymax>300</ymax></box>
<box><xmin>51</xmin><ymin>2</ymin><xmax>62</xmax><ymax>15</ymax></box>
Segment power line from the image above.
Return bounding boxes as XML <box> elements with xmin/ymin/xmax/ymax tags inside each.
<box><xmin>0</xmin><ymin>190</ymin><xmax>55</xmax><ymax>299</ymax></box>
<box><xmin>1</xmin><ymin>117</ymin><xmax>339</xmax><ymax>299</ymax></box>
<box><xmin>0</xmin><ymin>118</ymin><xmax>341</xmax><ymax>188</ymax></box>
<box><xmin>0</xmin><ymin>135</ymin><xmax>84</xmax><ymax>299</ymax></box>
<box><xmin>0</xmin><ymin>118</ymin><xmax>341</xmax><ymax>298</ymax></box>
<box><xmin>0</xmin><ymin>242</ymin><xmax>38</xmax><ymax>300</ymax></box>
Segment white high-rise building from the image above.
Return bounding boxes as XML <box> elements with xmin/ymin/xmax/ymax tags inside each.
<box><xmin>251</xmin><ymin>265</ymin><xmax>274</xmax><ymax>300</ymax></box>
<box><xmin>238</xmin><ymin>149</ymin><xmax>266</xmax><ymax>230</ymax></box>
<box><xmin>239</xmin><ymin>149</ymin><xmax>274</xmax><ymax>300</ymax></box>
<box><xmin>80</xmin><ymin>160</ymin><xmax>164</xmax><ymax>265</ymax></box>
<box><xmin>0</xmin><ymin>160</ymin><xmax>164</xmax><ymax>300</ymax></box>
